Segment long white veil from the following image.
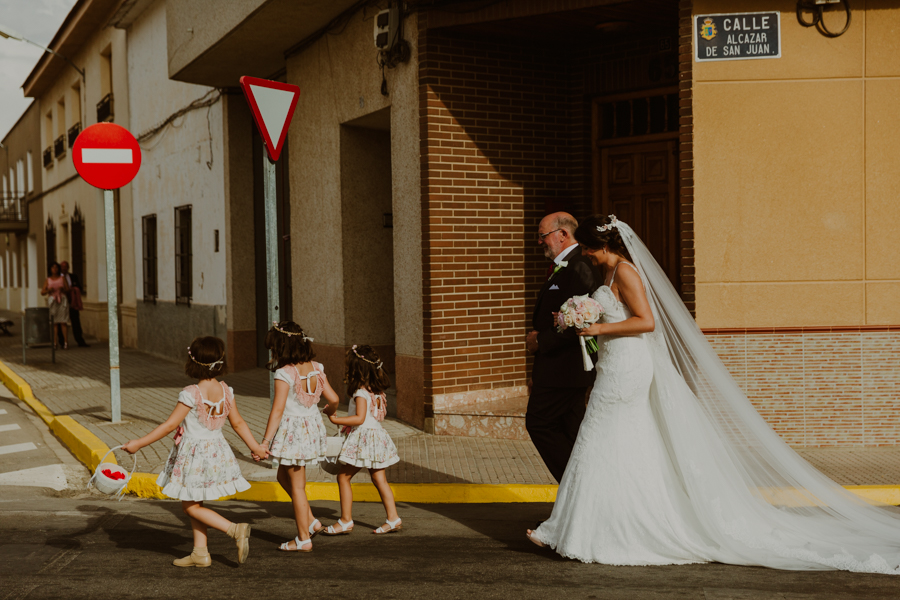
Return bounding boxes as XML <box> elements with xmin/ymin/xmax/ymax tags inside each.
<box><xmin>617</xmin><ymin>221</ymin><xmax>900</xmax><ymax>574</ymax></box>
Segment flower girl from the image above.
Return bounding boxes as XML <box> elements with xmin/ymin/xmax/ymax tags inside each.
<box><xmin>322</xmin><ymin>345</ymin><xmax>402</xmax><ymax>536</ymax></box>
<box><xmin>122</xmin><ymin>336</ymin><xmax>266</xmax><ymax>567</ymax></box>
<box><xmin>257</xmin><ymin>321</ymin><xmax>339</xmax><ymax>553</ymax></box>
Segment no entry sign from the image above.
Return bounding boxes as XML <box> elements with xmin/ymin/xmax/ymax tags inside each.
<box><xmin>73</xmin><ymin>123</ymin><xmax>142</xmax><ymax>189</ymax></box>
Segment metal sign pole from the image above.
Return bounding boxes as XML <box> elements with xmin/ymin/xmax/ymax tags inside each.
<box><xmin>263</xmin><ymin>154</ymin><xmax>279</xmax><ymax>404</ymax></box>
<box><xmin>103</xmin><ymin>189</ymin><xmax>121</xmax><ymax>422</ymax></box>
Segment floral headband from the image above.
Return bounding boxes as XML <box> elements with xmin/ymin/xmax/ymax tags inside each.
<box><xmin>272</xmin><ymin>321</ymin><xmax>314</xmax><ymax>342</ymax></box>
<box><xmin>596</xmin><ymin>214</ymin><xmax>619</xmax><ymax>233</ymax></box>
<box><xmin>352</xmin><ymin>344</ymin><xmax>383</xmax><ymax>370</ymax></box>
<box><xmin>187</xmin><ymin>347</ymin><xmax>224</xmax><ymax>371</ymax></box>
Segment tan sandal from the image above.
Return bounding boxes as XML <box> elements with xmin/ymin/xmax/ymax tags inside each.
<box><xmin>373</xmin><ymin>517</ymin><xmax>402</xmax><ymax>534</ymax></box>
<box><xmin>227</xmin><ymin>523</ymin><xmax>251</xmax><ymax>564</ymax></box>
<box><xmin>320</xmin><ymin>519</ymin><xmax>353</xmax><ymax>536</ymax></box>
<box><xmin>278</xmin><ymin>536</ymin><xmax>312</xmax><ymax>552</ymax></box>
<box><xmin>526</xmin><ymin>529</ymin><xmax>546</xmax><ymax>548</ymax></box>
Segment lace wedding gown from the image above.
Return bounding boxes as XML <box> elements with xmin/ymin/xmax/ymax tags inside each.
<box><xmin>532</xmin><ymin>225</ymin><xmax>900</xmax><ymax>574</ymax></box>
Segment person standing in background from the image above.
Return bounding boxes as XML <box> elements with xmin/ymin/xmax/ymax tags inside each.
<box><xmin>60</xmin><ymin>261</ymin><xmax>89</xmax><ymax>348</ymax></box>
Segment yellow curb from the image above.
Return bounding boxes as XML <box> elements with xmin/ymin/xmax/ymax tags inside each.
<box><xmin>2</xmin><ymin>358</ymin><xmax>900</xmax><ymax>505</ymax></box>
<box><xmin>124</xmin><ymin>475</ymin><xmax>559</xmax><ymax>504</ymax></box>
<box><xmin>0</xmin><ymin>358</ymin><xmax>116</xmax><ymax>470</ymax></box>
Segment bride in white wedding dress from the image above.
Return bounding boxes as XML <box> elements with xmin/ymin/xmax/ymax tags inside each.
<box><xmin>527</xmin><ymin>215</ymin><xmax>900</xmax><ymax>574</ymax></box>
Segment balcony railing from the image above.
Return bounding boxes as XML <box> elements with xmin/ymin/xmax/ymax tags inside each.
<box><xmin>96</xmin><ymin>93</ymin><xmax>114</xmax><ymax>122</ymax></box>
<box><xmin>43</xmin><ymin>147</ymin><xmax>53</xmax><ymax>168</ymax></box>
<box><xmin>0</xmin><ymin>195</ymin><xmax>27</xmax><ymax>225</ymax></box>
<box><xmin>54</xmin><ymin>135</ymin><xmax>66</xmax><ymax>158</ymax></box>
<box><xmin>68</xmin><ymin>122</ymin><xmax>81</xmax><ymax>148</ymax></box>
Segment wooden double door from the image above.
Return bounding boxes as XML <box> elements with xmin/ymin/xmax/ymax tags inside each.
<box><xmin>595</xmin><ymin>140</ymin><xmax>679</xmax><ymax>291</ymax></box>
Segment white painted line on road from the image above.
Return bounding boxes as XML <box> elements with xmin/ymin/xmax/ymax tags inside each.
<box><xmin>0</xmin><ymin>464</ymin><xmax>66</xmax><ymax>490</ymax></box>
<box><xmin>81</xmin><ymin>148</ymin><xmax>133</xmax><ymax>164</ymax></box>
<box><xmin>0</xmin><ymin>409</ymin><xmax>7</xmax><ymax>414</ymax></box>
<box><xmin>0</xmin><ymin>442</ymin><xmax>37</xmax><ymax>455</ymax></box>
<box><xmin>0</xmin><ymin>423</ymin><xmax>22</xmax><ymax>432</ymax></box>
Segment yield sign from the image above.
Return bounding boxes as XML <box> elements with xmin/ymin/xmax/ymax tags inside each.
<box><xmin>240</xmin><ymin>76</ymin><xmax>300</xmax><ymax>162</ymax></box>
<box><xmin>72</xmin><ymin>123</ymin><xmax>142</xmax><ymax>190</ymax></box>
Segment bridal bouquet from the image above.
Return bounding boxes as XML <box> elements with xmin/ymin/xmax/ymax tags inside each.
<box><xmin>557</xmin><ymin>295</ymin><xmax>603</xmax><ymax>371</ymax></box>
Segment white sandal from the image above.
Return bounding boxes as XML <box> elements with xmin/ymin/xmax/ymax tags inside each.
<box><xmin>309</xmin><ymin>518</ymin><xmax>323</xmax><ymax>538</ymax></box>
<box><xmin>321</xmin><ymin>519</ymin><xmax>353</xmax><ymax>536</ymax></box>
<box><xmin>373</xmin><ymin>517</ymin><xmax>402</xmax><ymax>534</ymax></box>
<box><xmin>278</xmin><ymin>536</ymin><xmax>312</xmax><ymax>552</ymax></box>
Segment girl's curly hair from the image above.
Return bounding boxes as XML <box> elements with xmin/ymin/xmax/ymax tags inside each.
<box><xmin>264</xmin><ymin>321</ymin><xmax>315</xmax><ymax>372</ymax></box>
<box><xmin>345</xmin><ymin>345</ymin><xmax>391</xmax><ymax>396</ymax></box>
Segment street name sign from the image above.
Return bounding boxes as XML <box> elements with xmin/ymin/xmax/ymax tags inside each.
<box><xmin>73</xmin><ymin>123</ymin><xmax>142</xmax><ymax>189</ymax></box>
<box><xmin>240</xmin><ymin>76</ymin><xmax>300</xmax><ymax>162</ymax></box>
<box><xmin>694</xmin><ymin>12</ymin><xmax>781</xmax><ymax>62</ymax></box>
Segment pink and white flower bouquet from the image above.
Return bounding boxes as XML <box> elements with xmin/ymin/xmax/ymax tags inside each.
<box><xmin>557</xmin><ymin>295</ymin><xmax>604</xmax><ymax>370</ymax></box>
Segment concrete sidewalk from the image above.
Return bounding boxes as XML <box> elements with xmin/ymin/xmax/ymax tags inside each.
<box><xmin>1</xmin><ymin>312</ymin><xmax>899</xmax><ymax>491</ymax></box>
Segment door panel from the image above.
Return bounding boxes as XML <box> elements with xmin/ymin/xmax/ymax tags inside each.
<box><xmin>598</xmin><ymin>141</ymin><xmax>679</xmax><ymax>290</ymax></box>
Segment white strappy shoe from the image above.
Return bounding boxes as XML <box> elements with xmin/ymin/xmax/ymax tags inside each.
<box><xmin>309</xmin><ymin>518</ymin><xmax>323</xmax><ymax>538</ymax></box>
<box><xmin>278</xmin><ymin>536</ymin><xmax>312</xmax><ymax>552</ymax></box>
<box><xmin>321</xmin><ymin>519</ymin><xmax>353</xmax><ymax>536</ymax></box>
<box><xmin>373</xmin><ymin>517</ymin><xmax>402</xmax><ymax>534</ymax></box>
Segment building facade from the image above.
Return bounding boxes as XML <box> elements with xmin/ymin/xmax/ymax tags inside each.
<box><xmin>3</xmin><ymin>0</ymin><xmax>896</xmax><ymax>448</ymax></box>
<box><xmin>109</xmin><ymin>0</ymin><xmax>231</xmax><ymax>362</ymax></box>
<box><xmin>0</xmin><ymin>102</ymin><xmax>43</xmax><ymax>315</ymax></box>
<box><xmin>22</xmin><ymin>0</ymin><xmax>137</xmax><ymax>345</ymax></box>
<box><xmin>160</xmin><ymin>0</ymin><xmax>899</xmax><ymax>447</ymax></box>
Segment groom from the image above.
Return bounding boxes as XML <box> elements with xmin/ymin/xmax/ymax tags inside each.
<box><xmin>525</xmin><ymin>212</ymin><xmax>601</xmax><ymax>483</ymax></box>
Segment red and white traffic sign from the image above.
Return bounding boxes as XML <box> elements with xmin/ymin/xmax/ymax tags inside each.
<box><xmin>73</xmin><ymin>123</ymin><xmax>142</xmax><ymax>190</ymax></box>
<box><xmin>240</xmin><ymin>76</ymin><xmax>300</xmax><ymax>162</ymax></box>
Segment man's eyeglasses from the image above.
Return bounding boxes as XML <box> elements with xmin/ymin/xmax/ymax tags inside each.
<box><xmin>538</xmin><ymin>228</ymin><xmax>563</xmax><ymax>242</ymax></box>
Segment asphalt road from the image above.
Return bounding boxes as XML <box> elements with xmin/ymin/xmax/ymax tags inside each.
<box><xmin>1</xmin><ymin>488</ymin><xmax>899</xmax><ymax>600</ymax></box>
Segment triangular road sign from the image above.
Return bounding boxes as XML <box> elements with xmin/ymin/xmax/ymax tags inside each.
<box><xmin>240</xmin><ymin>76</ymin><xmax>300</xmax><ymax>162</ymax></box>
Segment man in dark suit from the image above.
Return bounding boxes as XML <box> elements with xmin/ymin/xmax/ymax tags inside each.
<box><xmin>60</xmin><ymin>261</ymin><xmax>89</xmax><ymax>348</ymax></box>
<box><xmin>525</xmin><ymin>212</ymin><xmax>601</xmax><ymax>483</ymax></box>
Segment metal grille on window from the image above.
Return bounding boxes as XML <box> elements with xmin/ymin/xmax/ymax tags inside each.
<box><xmin>174</xmin><ymin>206</ymin><xmax>191</xmax><ymax>306</ymax></box>
<box><xmin>71</xmin><ymin>205</ymin><xmax>86</xmax><ymax>294</ymax></box>
<box><xmin>96</xmin><ymin>93</ymin><xmax>114</xmax><ymax>123</ymax></box>
<box><xmin>45</xmin><ymin>217</ymin><xmax>56</xmax><ymax>268</ymax></box>
<box><xmin>597</xmin><ymin>92</ymin><xmax>680</xmax><ymax>140</ymax></box>
<box><xmin>142</xmin><ymin>215</ymin><xmax>157</xmax><ymax>303</ymax></box>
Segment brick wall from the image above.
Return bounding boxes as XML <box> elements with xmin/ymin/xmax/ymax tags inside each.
<box><xmin>420</xmin><ymin>25</ymin><xmax>575</xmax><ymax>412</ymax></box>
<box><xmin>708</xmin><ymin>328</ymin><xmax>900</xmax><ymax>447</ymax></box>
<box><xmin>678</xmin><ymin>0</ymin><xmax>695</xmax><ymax>314</ymax></box>
<box><xmin>418</xmin><ymin>9</ymin><xmax>686</xmax><ymax>421</ymax></box>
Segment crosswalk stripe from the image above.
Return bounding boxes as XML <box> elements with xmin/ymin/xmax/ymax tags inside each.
<box><xmin>0</xmin><ymin>442</ymin><xmax>37</xmax><ymax>455</ymax></box>
<box><xmin>0</xmin><ymin>464</ymin><xmax>67</xmax><ymax>490</ymax></box>
<box><xmin>0</xmin><ymin>423</ymin><xmax>22</xmax><ymax>433</ymax></box>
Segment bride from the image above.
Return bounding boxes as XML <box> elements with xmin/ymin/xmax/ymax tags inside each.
<box><xmin>526</xmin><ymin>214</ymin><xmax>900</xmax><ymax>574</ymax></box>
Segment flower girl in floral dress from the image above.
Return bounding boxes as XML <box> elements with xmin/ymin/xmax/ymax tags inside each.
<box><xmin>122</xmin><ymin>336</ymin><xmax>266</xmax><ymax>568</ymax></box>
<box><xmin>257</xmin><ymin>321</ymin><xmax>339</xmax><ymax>553</ymax></box>
<box><xmin>322</xmin><ymin>345</ymin><xmax>401</xmax><ymax>536</ymax></box>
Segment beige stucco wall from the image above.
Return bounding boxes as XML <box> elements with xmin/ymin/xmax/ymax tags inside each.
<box><xmin>284</xmin><ymin>11</ymin><xmax>422</xmax><ymax>356</ymax></box>
<box><xmin>692</xmin><ymin>1</ymin><xmax>900</xmax><ymax>328</ymax></box>
<box><xmin>126</xmin><ymin>0</ymin><xmax>227</xmax><ymax>308</ymax></box>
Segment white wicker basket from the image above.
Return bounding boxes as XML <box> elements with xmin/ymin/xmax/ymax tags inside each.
<box><xmin>87</xmin><ymin>446</ymin><xmax>137</xmax><ymax>500</ymax></box>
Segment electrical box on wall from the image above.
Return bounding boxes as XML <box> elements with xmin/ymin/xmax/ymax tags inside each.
<box><xmin>374</xmin><ymin>7</ymin><xmax>400</xmax><ymax>50</ymax></box>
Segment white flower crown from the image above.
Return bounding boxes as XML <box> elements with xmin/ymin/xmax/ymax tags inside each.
<box><xmin>596</xmin><ymin>215</ymin><xmax>619</xmax><ymax>233</ymax></box>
